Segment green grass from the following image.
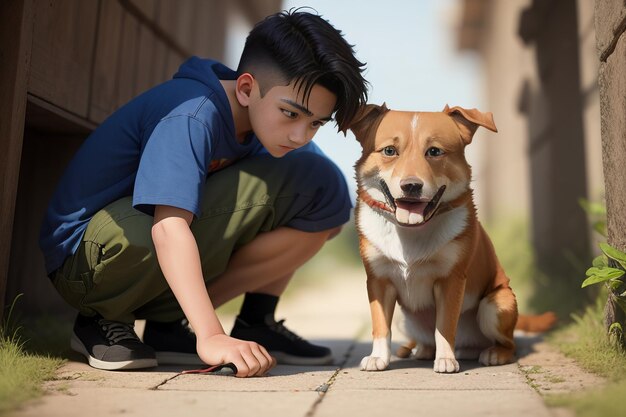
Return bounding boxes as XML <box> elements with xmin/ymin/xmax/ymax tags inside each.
<box><xmin>0</xmin><ymin>337</ymin><xmax>63</xmax><ymax>414</ymax></box>
<box><xmin>550</xmin><ymin>296</ymin><xmax>626</xmax><ymax>381</ymax></box>
<box><xmin>546</xmin><ymin>380</ymin><xmax>626</xmax><ymax>417</ymax></box>
<box><xmin>0</xmin><ymin>303</ymin><xmax>65</xmax><ymax>415</ymax></box>
<box><xmin>546</xmin><ymin>295</ymin><xmax>626</xmax><ymax>417</ymax></box>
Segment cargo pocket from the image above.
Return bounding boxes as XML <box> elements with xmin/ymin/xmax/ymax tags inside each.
<box><xmin>51</xmin><ymin>269</ymin><xmax>88</xmax><ymax>312</ymax></box>
<box><xmin>83</xmin><ymin>240</ymin><xmax>104</xmax><ymax>288</ymax></box>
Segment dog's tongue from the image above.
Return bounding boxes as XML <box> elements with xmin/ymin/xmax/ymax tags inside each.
<box><xmin>395</xmin><ymin>201</ymin><xmax>428</xmax><ymax>225</ymax></box>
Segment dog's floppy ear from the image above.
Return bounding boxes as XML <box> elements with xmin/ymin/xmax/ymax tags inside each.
<box><xmin>346</xmin><ymin>103</ymin><xmax>390</xmax><ymax>144</ymax></box>
<box><xmin>443</xmin><ymin>104</ymin><xmax>497</xmax><ymax>144</ymax></box>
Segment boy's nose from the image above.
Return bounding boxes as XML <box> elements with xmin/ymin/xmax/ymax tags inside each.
<box><xmin>288</xmin><ymin>127</ymin><xmax>309</xmax><ymax>146</ymax></box>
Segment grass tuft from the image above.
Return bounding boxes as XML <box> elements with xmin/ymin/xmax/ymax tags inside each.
<box><xmin>546</xmin><ymin>380</ymin><xmax>626</xmax><ymax>417</ymax></box>
<box><xmin>550</xmin><ymin>295</ymin><xmax>626</xmax><ymax>381</ymax></box>
<box><xmin>547</xmin><ymin>293</ymin><xmax>626</xmax><ymax>417</ymax></box>
<box><xmin>0</xmin><ymin>296</ymin><xmax>65</xmax><ymax>414</ymax></box>
<box><xmin>0</xmin><ymin>337</ymin><xmax>63</xmax><ymax>414</ymax></box>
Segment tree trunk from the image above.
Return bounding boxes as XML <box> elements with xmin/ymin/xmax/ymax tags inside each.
<box><xmin>594</xmin><ymin>1</ymin><xmax>626</xmax><ymax>339</ymax></box>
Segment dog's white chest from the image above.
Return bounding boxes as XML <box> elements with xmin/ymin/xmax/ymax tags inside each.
<box><xmin>358</xmin><ymin>202</ymin><xmax>468</xmax><ymax>311</ymax></box>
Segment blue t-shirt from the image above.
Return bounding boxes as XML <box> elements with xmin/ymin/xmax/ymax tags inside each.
<box><xmin>39</xmin><ymin>57</ymin><xmax>323</xmax><ymax>275</ymax></box>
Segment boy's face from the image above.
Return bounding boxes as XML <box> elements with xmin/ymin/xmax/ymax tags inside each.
<box><xmin>244</xmin><ymin>77</ymin><xmax>337</xmax><ymax>157</ymax></box>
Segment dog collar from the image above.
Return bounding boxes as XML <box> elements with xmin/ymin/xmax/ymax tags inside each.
<box><xmin>358</xmin><ymin>189</ymin><xmax>394</xmax><ymax>213</ymax></box>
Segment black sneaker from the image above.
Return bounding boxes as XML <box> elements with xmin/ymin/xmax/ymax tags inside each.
<box><xmin>71</xmin><ymin>314</ymin><xmax>157</xmax><ymax>370</ymax></box>
<box><xmin>143</xmin><ymin>318</ymin><xmax>204</xmax><ymax>365</ymax></box>
<box><xmin>230</xmin><ymin>315</ymin><xmax>333</xmax><ymax>365</ymax></box>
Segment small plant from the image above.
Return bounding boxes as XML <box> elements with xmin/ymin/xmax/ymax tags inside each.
<box><xmin>582</xmin><ymin>243</ymin><xmax>626</xmax><ymax>345</ymax></box>
<box><xmin>580</xmin><ymin>199</ymin><xmax>626</xmax><ymax>347</ymax></box>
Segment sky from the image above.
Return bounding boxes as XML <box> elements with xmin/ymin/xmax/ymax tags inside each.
<box><xmin>224</xmin><ymin>0</ymin><xmax>481</xmax><ymax>197</ymax></box>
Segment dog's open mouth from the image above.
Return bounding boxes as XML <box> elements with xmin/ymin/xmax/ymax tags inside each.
<box><xmin>394</xmin><ymin>185</ymin><xmax>446</xmax><ymax>226</ymax></box>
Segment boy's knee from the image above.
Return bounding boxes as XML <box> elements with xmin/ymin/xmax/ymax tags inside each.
<box><xmin>278</xmin><ymin>152</ymin><xmax>352</xmax><ymax>232</ymax></box>
<box><xmin>288</xmin><ymin>152</ymin><xmax>349</xmax><ymax>198</ymax></box>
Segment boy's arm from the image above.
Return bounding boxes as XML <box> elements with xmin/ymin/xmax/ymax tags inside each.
<box><xmin>151</xmin><ymin>204</ymin><xmax>275</xmax><ymax>377</ymax></box>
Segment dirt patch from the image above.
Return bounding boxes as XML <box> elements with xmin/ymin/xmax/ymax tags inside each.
<box><xmin>516</xmin><ymin>334</ymin><xmax>606</xmax><ymax>416</ymax></box>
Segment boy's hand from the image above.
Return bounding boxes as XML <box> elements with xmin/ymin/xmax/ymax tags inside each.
<box><xmin>197</xmin><ymin>333</ymin><xmax>276</xmax><ymax>377</ymax></box>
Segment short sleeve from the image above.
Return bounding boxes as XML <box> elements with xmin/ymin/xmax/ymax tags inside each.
<box><xmin>133</xmin><ymin>115</ymin><xmax>213</xmax><ymax>217</ymax></box>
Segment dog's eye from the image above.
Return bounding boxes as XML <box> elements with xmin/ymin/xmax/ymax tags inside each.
<box><xmin>381</xmin><ymin>146</ymin><xmax>398</xmax><ymax>157</ymax></box>
<box><xmin>426</xmin><ymin>147</ymin><xmax>444</xmax><ymax>157</ymax></box>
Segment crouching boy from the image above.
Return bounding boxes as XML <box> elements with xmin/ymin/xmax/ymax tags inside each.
<box><xmin>40</xmin><ymin>9</ymin><xmax>368</xmax><ymax>377</ymax></box>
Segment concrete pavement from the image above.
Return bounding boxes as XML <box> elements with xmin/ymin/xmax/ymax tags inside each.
<box><xmin>9</xmin><ymin>269</ymin><xmax>572</xmax><ymax>417</ymax></box>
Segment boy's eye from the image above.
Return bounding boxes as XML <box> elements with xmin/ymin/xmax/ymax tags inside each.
<box><xmin>311</xmin><ymin>120</ymin><xmax>327</xmax><ymax>129</ymax></box>
<box><xmin>281</xmin><ymin>109</ymin><xmax>298</xmax><ymax>119</ymax></box>
<box><xmin>381</xmin><ymin>146</ymin><xmax>398</xmax><ymax>157</ymax></box>
<box><xmin>426</xmin><ymin>147</ymin><xmax>444</xmax><ymax>157</ymax></box>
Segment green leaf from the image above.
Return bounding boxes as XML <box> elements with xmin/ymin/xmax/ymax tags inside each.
<box><xmin>582</xmin><ymin>266</ymin><xmax>625</xmax><ymax>287</ymax></box>
<box><xmin>593</xmin><ymin>221</ymin><xmax>607</xmax><ymax>237</ymax></box>
<box><xmin>599</xmin><ymin>242</ymin><xmax>626</xmax><ymax>269</ymax></box>
<box><xmin>592</xmin><ymin>255</ymin><xmax>607</xmax><ymax>268</ymax></box>
<box><xmin>609</xmin><ymin>279</ymin><xmax>624</xmax><ymax>290</ymax></box>
<box><xmin>579</xmin><ymin>198</ymin><xmax>607</xmax><ymax>217</ymax></box>
<box><xmin>609</xmin><ymin>322</ymin><xmax>623</xmax><ymax>333</ymax></box>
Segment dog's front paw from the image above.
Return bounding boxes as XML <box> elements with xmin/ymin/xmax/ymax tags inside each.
<box><xmin>360</xmin><ymin>356</ymin><xmax>389</xmax><ymax>371</ymax></box>
<box><xmin>433</xmin><ymin>357</ymin><xmax>460</xmax><ymax>373</ymax></box>
<box><xmin>479</xmin><ymin>346</ymin><xmax>514</xmax><ymax>366</ymax></box>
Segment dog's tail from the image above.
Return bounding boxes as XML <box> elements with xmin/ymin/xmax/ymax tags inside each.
<box><xmin>515</xmin><ymin>311</ymin><xmax>558</xmax><ymax>333</ymax></box>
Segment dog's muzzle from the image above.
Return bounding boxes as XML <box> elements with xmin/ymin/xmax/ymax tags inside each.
<box><xmin>361</xmin><ymin>180</ymin><xmax>446</xmax><ymax>227</ymax></box>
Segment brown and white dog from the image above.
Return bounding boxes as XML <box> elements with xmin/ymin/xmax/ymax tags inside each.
<box><xmin>349</xmin><ymin>104</ymin><xmax>553</xmax><ymax>373</ymax></box>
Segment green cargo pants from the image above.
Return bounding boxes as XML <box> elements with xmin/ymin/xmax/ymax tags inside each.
<box><xmin>50</xmin><ymin>152</ymin><xmax>350</xmax><ymax>324</ymax></box>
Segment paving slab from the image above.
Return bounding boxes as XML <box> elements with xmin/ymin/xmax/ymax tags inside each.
<box><xmin>12</xmin><ymin>388</ymin><xmax>319</xmax><ymax>417</ymax></box>
<box><xmin>314</xmin><ymin>389</ymin><xmax>552</xmax><ymax>417</ymax></box>
<box><xmin>337</xmin><ymin>341</ymin><xmax>529</xmax><ymax>391</ymax></box>
<box><xmin>160</xmin><ymin>366</ymin><xmax>336</xmax><ymax>392</ymax></box>
<box><xmin>8</xmin><ymin>269</ymin><xmax>570</xmax><ymax>417</ymax></box>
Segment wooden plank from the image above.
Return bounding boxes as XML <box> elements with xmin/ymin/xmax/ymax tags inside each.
<box><xmin>28</xmin><ymin>0</ymin><xmax>99</xmax><ymax>118</ymax></box>
<box><xmin>26</xmin><ymin>94</ymin><xmax>97</xmax><ymax>135</ymax></box>
<box><xmin>171</xmin><ymin>0</ymin><xmax>195</xmax><ymax>51</ymax></box>
<box><xmin>116</xmin><ymin>13</ymin><xmax>140</xmax><ymax>108</ymax></box>
<box><xmin>0</xmin><ymin>0</ymin><xmax>34</xmax><ymax>317</ymax></box>
<box><xmin>120</xmin><ymin>0</ymin><xmax>190</xmax><ymax>58</ymax></box>
<box><xmin>134</xmin><ymin>24</ymin><xmax>158</xmax><ymax>96</ymax></box>
<box><xmin>157</xmin><ymin>0</ymin><xmax>182</xmax><ymax>44</ymax></box>
<box><xmin>89</xmin><ymin>0</ymin><xmax>125</xmax><ymax>123</ymax></box>
<box><xmin>192</xmin><ymin>0</ymin><xmax>226</xmax><ymax>59</ymax></box>
<box><xmin>128</xmin><ymin>0</ymin><xmax>159</xmax><ymax>21</ymax></box>
<box><xmin>150</xmin><ymin>37</ymin><xmax>169</xmax><ymax>88</ymax></box>
<box><xmin>6</xmin><ymin>127</ymin><xmax>86</xmax><ymax>317</ymax></box>
<box><xmin>165</xmin><ymin>51</ymin><xmax>184</xmax><ymax>80</ymax></box>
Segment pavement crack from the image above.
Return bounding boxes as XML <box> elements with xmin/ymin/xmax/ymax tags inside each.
<box><xmin>150</xmin><ymin>373</ymin><xmax>183</xmax><ymax>390</ymax></box>
<box><xmin>306</xmin><ymin>322</ymin><xmax>368</xmax><ymax>417</ymax></box>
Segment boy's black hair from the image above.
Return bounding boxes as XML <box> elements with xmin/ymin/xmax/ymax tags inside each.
<box><xmin>237</xmin><ymin>8</ymin><xmax>369</xmax><ymax>132</ymax></box>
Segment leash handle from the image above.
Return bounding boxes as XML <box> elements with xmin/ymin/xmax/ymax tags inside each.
<box><xmin>181</xmin><ymin>362</ymin><xmax>237</xmax><ymax>376</ymax></box>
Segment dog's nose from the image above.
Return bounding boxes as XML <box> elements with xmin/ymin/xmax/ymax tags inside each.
<box><xmin>400</xmin><ymin>178</ymin><xmax>423</xmax><ymax>195</ymax></box>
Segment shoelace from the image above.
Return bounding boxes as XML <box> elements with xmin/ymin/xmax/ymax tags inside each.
<box><xmin>269</xmin><ymin>319</ymin><xmax>303</xmax><ymax>342</ymax></box>
<box><xmin>98</xmin><ymin>319</ymin><xmax>140</xmax><ymax>344</ymax></box>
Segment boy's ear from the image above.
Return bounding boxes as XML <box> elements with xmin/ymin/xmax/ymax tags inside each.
<box><xmin>443</xmin><ymin>104</ymin><xmax>498</xmax><ymax>144</ymax></box>
<box><xmin>235</xmin><ymin>73</ymin><xmax>255</xmax><ymax>107</ymax></box>
<box><xmin>345</xmin><ymin>103</ymin><xmax>390</xmax><ymax>144</ymax></box>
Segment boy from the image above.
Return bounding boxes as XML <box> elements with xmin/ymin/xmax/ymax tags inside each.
<box><xmin>39</xmin><ymin>9</ymin><xmax>368</xmax><ymax>377</ymax></box>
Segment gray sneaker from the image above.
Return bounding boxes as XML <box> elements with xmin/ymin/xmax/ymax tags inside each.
<box><xmin>71</xmin><ymin>314</ymin><xmax>157</xmax><ymax>370</ymax></box>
